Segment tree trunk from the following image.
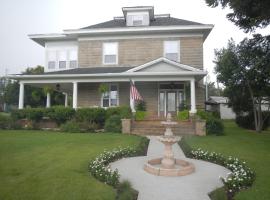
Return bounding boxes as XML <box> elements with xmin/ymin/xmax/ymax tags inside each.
<box><xmin>247</xmin><ymin>82</ymin><xmax>260</xmax><ymax>132</ymax></box>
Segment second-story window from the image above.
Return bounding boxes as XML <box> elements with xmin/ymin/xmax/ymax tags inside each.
<box><xmin>47</xmin><ymin>51</ymin><xmax>56</xmax><ymax>70</ymax></box>
<box><xmin>69</xmin><ymin>50</ymin><xmax>77</xmax><ymax>68</ymax></box>
<box><xmin>103</xmin><ymin>42</ymin><xmax>118</xmax><ymax>65</ymax></box>
<box><xmin>164</xmin><ymin>41</ymin><xmax>180</xmax><ymax>62</ymax></box>
<box><xmin>59</xmin><ymin>51</ymin><xmax>67</xmax><ymax>69</ymax></box>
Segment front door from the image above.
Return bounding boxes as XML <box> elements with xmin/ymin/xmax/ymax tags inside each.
<box><xmin>166</xmin><ymin>92</ymin><xmax>177</xmax><ymax>116</ymax></box>
<box><xmin>159</xmin><ymin>91</ymin><xmax>177</xmax><ymax>117</ymax></box>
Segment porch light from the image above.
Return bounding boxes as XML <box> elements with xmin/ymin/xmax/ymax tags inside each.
<box><xmin>56</xmin><ymin>84</ymin><xmax>60</xmax><ymax>91</ymax></box>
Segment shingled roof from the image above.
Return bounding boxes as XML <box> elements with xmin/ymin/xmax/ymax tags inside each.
<box><xmin>81</xmin><ymin>17</ymin><xmax>203</xmax><ymax>29</ymax></box>
<box><xmin>43</xmin><ymin>67</ymin><xmax>134</xmax><ymax>75</ymax></box>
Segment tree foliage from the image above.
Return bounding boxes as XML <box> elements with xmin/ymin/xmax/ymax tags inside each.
<box><xmin>214</xmin><ymin>34</ymin><xmax>270</xmax><ymax>132</ymax></box>
<box><xmin>205</xmin><ymin>0</ymin><xmax>270</xmax><ymax>32</ymax></box>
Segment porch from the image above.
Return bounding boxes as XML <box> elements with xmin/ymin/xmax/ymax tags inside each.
<box><xmin>12</xmin><ymin>57</ymin><xmax>207</xmax><ymax>118</ymax></box>
<box><xmin>16</xmin><ymin>80</ymin><xmax>204</xmax><ymax>117</ymax></box>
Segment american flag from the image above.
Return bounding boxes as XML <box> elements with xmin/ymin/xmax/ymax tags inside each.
<box><xmin>130</xmin><ymin>81</ymin><xmax>143</xmax><ymax>101</ymax></box>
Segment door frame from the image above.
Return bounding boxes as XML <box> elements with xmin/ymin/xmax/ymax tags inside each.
<box><xmin>158</xmin><ymin>85</ymin><xmax>185</xmax><ymax>117</ymax></box>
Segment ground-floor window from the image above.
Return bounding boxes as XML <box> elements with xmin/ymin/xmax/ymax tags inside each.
<box><xmin>101</xmin><ymin>84</ymin><xmax>119</xmax><ymax>108</ymax></box>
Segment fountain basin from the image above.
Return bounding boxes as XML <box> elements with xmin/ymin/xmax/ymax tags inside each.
<box><xmin>144</xmin><ymin>158</ymin><xmax>195</xmax><ymax>176</ymax></box>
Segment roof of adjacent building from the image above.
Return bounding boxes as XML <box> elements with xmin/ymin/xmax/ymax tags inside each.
<box><xmin>206</xmin><ymin>96</ymin><xmax>229</xmax><ymax>104</ymax></box>
<box><xmin>43</xmin><ymin>67</ymin><xmax>135</xmax><ymax>75</ymax></box>
<box><xmin>81</xmin><ymin>17</ymin><xmax>203</xmax><ymax>29</ymax></box>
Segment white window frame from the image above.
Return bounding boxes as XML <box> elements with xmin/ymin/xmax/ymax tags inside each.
<box><xmin>69</xmin><ymin>50</ymin><xmax>78</xmax><ymax>68</ymax></box>
<box><xmin>163</xmin><ymin>40</ymin><xmax>180</xmax><ymax>62</ymax></box>
<box><xmin>101</xmin><ymin>83</ymin><xmax>119</xmax><ymax>108</ymax></box>
<box><xmin>102</xmin><ymin>42</ymin><xmax>118</xmax><ymax>65</ymax></box>
<box><xmin>47</xmin><ymin>51</ymin><xmax>56</xmax><ymax>70</ymax></box>
<box><xmin>132</xmin><ymin>15</ymin><xmax>144</xmax><ymax>26</ymax></box>
<box><xmin>58</xmin><ymin>51</ymin><xmax>67</xmax><ymax>69</ymax></box>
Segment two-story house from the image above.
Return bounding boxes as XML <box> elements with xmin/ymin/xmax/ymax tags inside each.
<box><xmin>11</xmin><ymin>6</ymin><xmax>213</xmax><ymax>118</ymax></box>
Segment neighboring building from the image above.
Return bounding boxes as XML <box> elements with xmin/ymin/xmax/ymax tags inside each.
<box><xmin>10</xmin><ymin>6</ymin><xmax>213</xmax><ymax>118</ymax></box>
<box><xmin>205</xmin><ymin>96</ymin><xmax>236</xmax><ymax>119</ymax></box>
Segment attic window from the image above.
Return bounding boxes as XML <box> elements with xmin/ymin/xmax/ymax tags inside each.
<box><xmin>132</xmin><ymin>15</ymin><xmax>143</xmax><ymax>26</ymax></box>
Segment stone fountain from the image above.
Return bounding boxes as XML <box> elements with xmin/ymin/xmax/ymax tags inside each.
<box><xmin>144</xmin><ymin>113</ymin><xmax>195</xmax><ymax>176</ymax></box>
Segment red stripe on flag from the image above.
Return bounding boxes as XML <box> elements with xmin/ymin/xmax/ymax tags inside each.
<box><xmin>130</xmin><ymin>83</ymin><xmax>143</xmax><ymax>101</ymax></box>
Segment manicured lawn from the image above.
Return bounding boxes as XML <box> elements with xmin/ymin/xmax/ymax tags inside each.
<box><xmin>185</xmin><ymin>121</ymin><xmax>270</xmax><ymax>200</ymax></box>
<box><xmin>0</xmin><ymin>130</ymin><xmax>142</xmax><ymax>200</ymax></box>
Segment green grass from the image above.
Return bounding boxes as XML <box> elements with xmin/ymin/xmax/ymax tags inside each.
<box><xmin>185</xmin><ymin>121</ymin><xmax>270</xmax><ymax>200</ymax></box>
<box><xmin>0</xmin><ymin>130</ymin><xmax>142</xmax><ymax>200</ymax></box>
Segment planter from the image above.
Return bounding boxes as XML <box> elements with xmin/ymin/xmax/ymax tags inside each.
<box><xmin>121</xmin><ymin>119</ymin><xmax>131</xmax><ymax>134</ymax></box>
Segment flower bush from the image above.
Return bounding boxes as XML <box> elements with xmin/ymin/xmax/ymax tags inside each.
<box><xmin>89</xmin><ymin>147</ymin><xmax>136</xmax><ymax>187</ymax></box>
<box><xmin>191</xmin><ymin>148</ymin><xmax>255</xmax><ymax>198</ymax></box>
<box><xmin>89</xmin><ymin>136</ymin><xmax>149</xmax><ymax>188</ymax></box>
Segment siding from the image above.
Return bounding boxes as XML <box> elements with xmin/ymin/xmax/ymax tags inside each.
<box><xmin>78</xmin><ymin>37</ymin><xmax>203</xmax><ymax>69</ymax></box>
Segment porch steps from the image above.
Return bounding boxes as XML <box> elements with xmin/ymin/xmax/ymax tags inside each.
<box><xmin>131</xmin><ymin>120</ymin><xmax>195</xmax><ymax>135</ymax></box>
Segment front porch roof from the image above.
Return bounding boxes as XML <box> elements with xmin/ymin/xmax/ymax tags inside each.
<box><xmin>8</xmin><ymin>57</ymin><xmax>207</xmax><ymax>83</ymax></box>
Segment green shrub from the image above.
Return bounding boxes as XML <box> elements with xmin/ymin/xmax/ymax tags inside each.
<box><xmin>177</xmin><ymin>110</ymin><xmax>189</xmax><ymax>120</ymax></box>
<box><xmin>75</xmin><ymin>107</ymin><xmax>106</xmax><ymax>127</ymax></box>
<box><xmin>236</xmin><ymin>111</ymin><xmax>270</xmax><ymax>130</ymax></box>
<box><xmin>104</xmin><ymin>115</ymin><xmax>122</xmax><ymax>133</ymax></box>
<box><xmin>196</xmin><ymin>110</ymin><xmax>213</xmax><ymax>120</ymax></box>
<box><xmin>117</xmin><ymin>180</ymin><xmax>137</xmax><ymax>200</ymax></box>
<box><xmin>25</xmin><ymin>108</ymin><xmax>44</xmax><ymax>122</ymax></box>
<box><xmin>206</xmin><ymin>118</ymin><xmax>224</xmax><ymax>135</ymax></box>
<box><xmin>47</xmin><ymin>106</ymin><xmax>75</xmax><ymax>125</ymax></box>
<box><xmin>0</xmin><ymin>114</ymin><xmax>12</xmax><ymax>129</ymax></box>
<box><xmin>60</xmin><ymin>121</ymin><xmax>81</xmax><ymax>133</ymax></box>
<box><xmin>60</xmin><ymin>120</ymin><xmax>98</xmax><ymax>133</ymax></box>
<box><xmin>11</xmin><ymin>109</ymin><xmax>26</xmax><ymax>120</ymax></box>
<box><xmin>106</xmin><ymin>106</ymin><xmax>132</xmax><ymax>119</ymax></box>
<box><xmin>135</xmin><ymin>100</ymin><xmax>146</xmax><ymax>111</ymax></box>
<box><xmin>135</xmin><ymin>111</ymin><xmax>147</xmax><ymax>121</ymax></box>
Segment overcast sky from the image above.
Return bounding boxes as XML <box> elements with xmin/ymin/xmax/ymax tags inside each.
<box><xmin>0</xmin><ymin>0</ymin><xmax>269</xmax><ymax>82</ymax></box>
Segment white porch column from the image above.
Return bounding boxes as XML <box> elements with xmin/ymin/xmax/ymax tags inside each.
<box><xmin>72</xmin><ymin>82</ymin><xmax>78</xmax><ymax>109</ymax></box>
<box><xmin>46</xmin><ymin>92</ymin><xmax>51</xmax><ymax>108</ymax></box>
<box><xmin>190</xmin><ymin>78</ymin><xmax>197</xmax><ymax>114</ymax></box>
<box><xmin>130</xmin><ymin>80</ymin><xmax>136</xmax><ymax>113</ymax></box>
<box><xmin>18</xmin><ymin>82</ymin><xmax>24</xmax><ymax>109</ymax></box>
<box><xmin>64</xmin><ymin>93</ymin><xmax>68</xmax><ymax>107</ymax></box>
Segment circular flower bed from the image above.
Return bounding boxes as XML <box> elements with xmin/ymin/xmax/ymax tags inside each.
<box><xmin>191</xmin><ymin>149</ymin><xmax>255</xmax><ymax>197</ymax></box>
<box><xmin>89</xmin><ymin>147</ymin><xmax>137</xmax><ymax>187</ymax></box>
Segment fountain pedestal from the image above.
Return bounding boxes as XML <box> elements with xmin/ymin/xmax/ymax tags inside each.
<box><xmin>144</xmin><ymin>113</ymin><xmax>195</xmax><ymax>177</ymax></box>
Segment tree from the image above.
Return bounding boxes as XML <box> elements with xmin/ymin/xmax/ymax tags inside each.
<box><xmin>207</xmin><ymin>81</ymin><xmax>223</xmax><ymax>96</ymax></box>
<box><xmin>205</xmin><ymin>0</ymin><xmax>270</xmax><ymax>32</ymax></box>
<box><xmin>214</xmin><ymin>35</ymin><xmax>270</xmax><ymax>132</ymax></box>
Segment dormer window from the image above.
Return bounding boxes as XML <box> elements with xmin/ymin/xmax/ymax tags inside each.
<box><xmin>132</xmin><ymin>15</ymin><xmax>144</xmax><ymax>26</ymax></box>
<box><xmin>123</xmin><ymin>6</ymin><xmax>154</xmax><ymax>27</ymax></box>
<box><xmin>126</xmin><ymin>12</ymin><xmax>149</xmax><ymax>26</ymax></box>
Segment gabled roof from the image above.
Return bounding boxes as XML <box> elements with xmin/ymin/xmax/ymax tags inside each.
<box><xmin>126</xmin><ymin>57</ymin><xmax>204</xmax><ymax>73</ymax></box>
<box><xmin>81</xmin><ymin>17</ymin><xmax>203</xmax><ymax>29</ymax></box>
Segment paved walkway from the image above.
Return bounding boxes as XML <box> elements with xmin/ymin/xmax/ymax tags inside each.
<box><xmin>110</xmin><ymin>136</ymin><xmax>230</xmax><ymax>200</ymax></box>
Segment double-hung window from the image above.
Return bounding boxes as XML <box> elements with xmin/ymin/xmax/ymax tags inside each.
<box><xmin>102</xmin><ymin>84</ymin><xmax>118</xmax><ymax>108</ymax></box>
<box><xmin>103</xmin><ymin>42</ymin><xmax>118</xmax><ymax>65</ymax></box>
<box><xmin>59</xmin><ymin>51</ymin><xmax>67</xmax><ymax>69</ymax></box>
<box><xmin>47</xmin><ymin>51</ymin><xmax>56</xmax><ymax>70</ymax></box>
<box><xmin>69</xmin><ymin>50</ymin><xmax>77</xmax><ymax>68</ymax></box>
<box><xmin>164</xmin><ymin>41</ymin><xmax>180</xmax><ymax>62</ymax></box>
